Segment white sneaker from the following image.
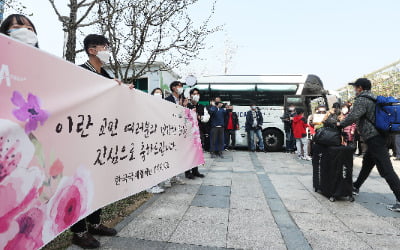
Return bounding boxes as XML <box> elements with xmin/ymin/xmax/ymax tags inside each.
<box><xmin>304</xmin><ymin>156</ymin><xmax>312</xmax><ymax>161</ymax></box>
<box><xmin>171</xmin><ymin>176</ymin><xmax>186</xmax><ymax>185</ymax></box>
<box><xmin>297</xmin><ymin>155</ymin><xmax>303</xmax><ymax>160</ymax></box>
<box><xmin>163</xmin><ymin>179</ymin><xmax>172</xmax><ymax>188</ymax></box>
<box><xmin>147</xmin><ymin>185</ymin><xmax>165</xmax><ymax>194</ymax></box>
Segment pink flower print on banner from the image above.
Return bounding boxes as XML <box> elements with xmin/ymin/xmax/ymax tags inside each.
<box><xmin>0</xmin><ymin>166</ymin><xmax>44</xmax><ymax>238</ymax></box>
<box><xmin>49</xmin><ymin>159</ymin><xmax>64</xmax><ymax>178</ymax></box>
<box><xmin>0</xmin><ymin>119</ymin><xmax>35</xmax><ymax>182</ymax></box>
<box><xmin>4</xmin><ymin>206</ymin><xmax>45</xmax><ymax>250</ymax></box>
<box><xmin>44</xmin><ymin>167</ymin><xmax>93</xmax><ymax>241</ymax></box>
<box><xmin>185</xmin><ymin>109</ymin><xmax>202</xmax><ymax>149</ymax></box>
<box><xmin>11</xmin><ymin>91</ymin><xmax>49</xmax><ymax>134</ymax></box>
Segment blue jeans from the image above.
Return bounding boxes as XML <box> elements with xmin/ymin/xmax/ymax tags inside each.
<box><xmin>248</xmin><ymin>129</ymin><xmax>264</xmax><ymax>151</ymax></box>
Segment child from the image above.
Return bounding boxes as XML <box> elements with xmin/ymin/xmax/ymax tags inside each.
<box><xmin>292</xmin><ymin>108</ymin><xmax>311</xmax><ymax>161</ymax></box>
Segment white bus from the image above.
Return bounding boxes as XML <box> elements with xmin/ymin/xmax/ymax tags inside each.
<box><xmin>196</xmin><ymin>74</ymin><xmax>329</xmax><ymax>151</ymax></box>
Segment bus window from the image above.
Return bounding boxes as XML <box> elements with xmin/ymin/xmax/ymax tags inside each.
<box><xmin>257</xmin><ymin>84</ymin><xmax>298</xmax><ymax>106</ymax></box>
<box><xmin>209</xmin><ymin>84</ymin><xmax>256</xmax><ymax>105</ymax></box>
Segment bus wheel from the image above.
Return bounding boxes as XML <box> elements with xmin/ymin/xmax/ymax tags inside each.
<box><xmin>263</xmin><ymin>129</ymin><xmax>284</xmax><ymax>152</ymax></box>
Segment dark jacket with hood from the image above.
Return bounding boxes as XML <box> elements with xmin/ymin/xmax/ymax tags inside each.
<box><xmin>340</xmin><ymin>90</ymin><xmax>380</xmax><ymax>141</ymax></box>
<box><xmin>245</xmin><ymin>109</ymin><xmax>263</xmax><ymax>132</ymax></box>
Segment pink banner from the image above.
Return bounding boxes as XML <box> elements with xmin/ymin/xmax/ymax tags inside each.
<box><xmin>0</xmin><ymin>34</ymin><xmax>204</xmax><ymax>249</ymax></box>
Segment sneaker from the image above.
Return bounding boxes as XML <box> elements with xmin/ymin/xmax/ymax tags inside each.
<box><xmin>352</xmin><ymin>186</ymin><xmax>359</xmax><ymax>195</ymax></box>
<box><xmin>147</xmin><ymin>185</ymin><xmax>165</xmax><ymax>194</ymax></box>
<box><xmin>185</xmin><ymin>172</ymin><xmax>195</xmax><ymax>179</ymax></box>
<box><xmin>172</xmin><ymin>176</ymin><xmax>186</xmax><ymax>185</ymax></box>
<box><xmin>88</xmin><ymin>224</ymin><xmax>117</xmax><ymax>236</ymax></box>
<box><xmin>297</xmin><ymin>155</ymin><xmax>303</xmax><ymax>160</ymax></box>
<box><xmin>72</xmin><ymin>232</ymin><xmax>100</xmax><ymax>249</ymax></box>
<box><xmin>163</xmin><ymin>179</ymin><xmax>172</xmax><ymax>188</ymax></box>
<box><xmin>304</xmin><ymin>156</ymin><xmax>312</xmax><ymax>161</ymax></box>
<box><xmin>387</xmin><ymin>202</ymin><xmax>400</xmax><ymax>212</ymax></box>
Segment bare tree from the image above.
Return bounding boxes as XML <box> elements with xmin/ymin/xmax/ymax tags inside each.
<box><xmin>97</xmin><ymin>0</ymin><xmax>220</xmax><ymax>83</ymax></box>
<box><xmin>1</xmin><ymin>0</ymin><xmax>32</xmax><ymax>22</ymax></box>
<box><xmin>223</xmin><ymin>33</ymin><xmax>238</xmax><ymax>74</ymax></box>
<box><xmin>48</xmin><ymin>0</ymin><xmax>99</xmax><ymax>62</ymax></box>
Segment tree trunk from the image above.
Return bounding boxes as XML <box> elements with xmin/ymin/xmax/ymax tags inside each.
<box><xmin>65</xmin><ymin>0</ymin><xmax>78</xmax><ymax>63</ymax></box>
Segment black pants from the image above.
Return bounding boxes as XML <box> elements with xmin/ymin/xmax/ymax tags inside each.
<box><xmin>353</xmin><ymin>135</ymin><xmax>400</xmax><ymax>201</ymax></box>
<box><xmin>225</xmin><ymin>129</ymin><xmax>236</xmax><ymax>148</ymax></box>
<box><xmin>70</xmin><ymin>209</ymin><xmax>102</xmax><ymax>233</ymax></box>
<box><xmin>210</xmin><ymin>127</ymin><xmax>225</xmax><ymax>152</ymax></box>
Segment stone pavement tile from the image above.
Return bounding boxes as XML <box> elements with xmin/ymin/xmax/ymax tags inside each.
<box><xmin>100</xmin><ymin>236</ymin><xmax>166</xmax><ymax>250</ymax></box>
<box><xmin>302</xmin><ymin>229</ymin><xmax>372</xmax><ymax>250</ymax></box>
<box><xmin>165</xmin><ymin>184</ymin><xmax>201</xmax><ymax>194</ymax></box>
<box><xmin>169</xmin><ymin>220</ymin><xmax>228</xmax><ymax>248</ymax></box>
<box><xmin>198</xmin><ymin>185</ymin><xmax>231</xmax><ymax>196</ymax></box>
<box><xmin>166</xmin><ymin>242</ymin><xmax>230</xmax><ymax>250</ymax></box>
<box><xmin>138</xmin><ymin>203</ymin><xmax>188</xmax><ymax>220</ymax></box>
<box><xmin>291</xmin><ymin>212</ymin><xmax>349</xmax><ymax>232</ymax></box>
<box><xmin>229</xmin><ymin>208</ymin><xmax>275</xmax><ymax>228</ymax></box>
<box><xmin>206</xmin><ymin>172</ymin><xmax>233</xmax><ymax>180</ymax></box>
<box><xmin>154</xmin><ymin>192</ymin><xmax>196</xmax><ymax>206</ymax></box>
<box><xmin>383</xmin><ymin>217</ymin><xmax>400</xmax><ymax>231</ymax></box>
<box><xmin>337</xmin><ymin>215</ymin><xmax>399</xmax><ymax>235</ymax></box>
<box><xmin>283</xmin><ymin>199</ymin><xmax>330</xmax><ymax>214</ymax></box>
<box><xmin>355</xmin><ymin>192</ymin><xmax>400</xmax><ymax>218</ymax></box>
<box><xmin>184</xmin><ymin>177</ymin><xmax>204</xmax><ymax>185</ymax></box>
<box><xmin>191</xmin><ymin>194</ymin><xmax>230</xmax><ymax>209</ymax></box>
<box><xmin>202</xmin><ymin>178</ymin><xmax>232</xmax><ymax>187</ymax></box>
<box><xmin>182</xmin><ymin>206</ymin><xmax>229</xmax><ymax>225</ymax></box>
<box><xmin>356</xmin><ymin>233</ymin><xmax>400</xmax><ymax>249</ymax></box>
<box><xmin>230</xmin><ymin>195</ymin><xmax>269</xmax><ymax>210</ymax></box>
<box><xmin>227</xmin><ymin>225</ymin><xmax>285</xmax><ymax>250</ymax></box>
<box><xmin>230</xmin><ymin>185</ymin><xmax>265</xmax><ymax>198</ymax></box>
<box><xmin>118</xmin><ymin>217</ymin><xmax>180</xmax><ymax>241</ymax></box>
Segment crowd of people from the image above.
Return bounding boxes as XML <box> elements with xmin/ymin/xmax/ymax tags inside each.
<box><xmin>3</xmin><ymin>13</ymin><xmax>400</xmax><ymax>250</ymax></box>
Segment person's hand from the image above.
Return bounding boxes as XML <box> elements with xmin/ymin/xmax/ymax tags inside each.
<box><xmin>183</xmin><ymin>98</ymin><xmax>189</xmax><ymax>107</ymax></box>
<box><xmin>114</xmin><ymin>79</ymin><xmax>122</xmax><ymax>85</ymax></box>
<box><xmin>336</xmin><ymin>122</ymin><xmax>341</xmax><ymax>127</ymax></box>
<box><xmin>192</xmin><ymin>108</ymin><xmax>197</xmax><ymax>112</ymax></box>
<box><xmin>290</xmin><ymin>117</ymin><xmax>293</xmax><ymax>121</ymax></box>
<box><xmin>217</xmin><ymin>102</ymin><xmax>223</xmax><ymax>108</ymax></box>
<box><xmin>128</xmin><ymin>84</ymin><xmax>135</xmax><ymax>90</ymax></box>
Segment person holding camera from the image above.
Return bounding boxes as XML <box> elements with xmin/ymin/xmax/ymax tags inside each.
<box><xmin>245</xmin><ymin>104</ymin><xmax>266</xmax><ymax>152</ymax></box>
<box><xmin>209</xmin><ymin>97</ymin><xmax>227</xmax><ymax>158</ymax></box>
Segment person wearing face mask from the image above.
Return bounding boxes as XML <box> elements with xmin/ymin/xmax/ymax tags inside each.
<box><xmin>224</xmin><ymin>105</ymin><xmax>239</xmax><ymax>150</ymax></box>
<box><xmin>165</xmin><ymin>81</ymin><xmax>184</xmax><ymax>104</ymax></box>
<box><xmin>0</xmin><ymin>14</ymin><xmax>39</xmax><ymax>47</ymax></box>
<box><xmin>281</xmin><ymin>105</ymin><xmax>296</xmax><ymax>153</ymax></box>
<box><xmin>164</xmin><ymin>81</ymin><xmax>187</xmax><ymax>186</ymax></box>
<box><xmin>209</xmin><ymin>97</ymin><xmax>227</xmax><ymax>158</ymax></box>
<box><xmin>245</xmin><ymin>104</ymin><xmax>266</xmax><ymax>152</ymax></box>
<box><xmin>339</xmin><ymin>104</ymin><xmax>356</xmax><ymax>146</ymax></box>
<box><xmin>151</xmin><ymin>87</ymin><xmax>164</xmax><ymax>99</ymax></box>
<box><xmin>322</xmin><ymin>102</ymin><xmax>341</xmax><ymax>128</ymax></box>
<box><xmin>185</xmin><ymin>88</ymin><xmax>209</xmax><ymax>179</ymax></box>
<box><xmin>338</xmin><ymin>78</ymin><xmax>400</xmax><ymax>212</ymax></box>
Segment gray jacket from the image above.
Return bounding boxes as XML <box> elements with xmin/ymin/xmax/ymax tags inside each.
<box><xmin>340</xmin><ymin>90</ymin><xmax>380</xmax><ymax>141</ymax></box>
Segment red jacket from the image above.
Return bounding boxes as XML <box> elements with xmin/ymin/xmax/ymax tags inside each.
<box><xmin>292</xmin><ymin>115</ymin><xmax>309</xmax><ymax>139</ymax></box>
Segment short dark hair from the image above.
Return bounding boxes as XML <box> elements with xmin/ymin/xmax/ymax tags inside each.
<box><xmin>83</xmin><ymin>34</ymin><xmax>109</xmax><ymax>54</ymax></box>
<box><xmin>190</xmin><ymin>88</ymin><xmax>200</xmax><ymax>95</ymax></box>
<box><xmin>169</xmin><ymin>81</ymin><xmax>182</xmax><ymax>91</ymax></box>
<box><xmin>296</xmin><ymin>108</ymin><xmax>304</xmax><ymax>114</ymax></box>
<box><xmin>0</xmin><ymin>14</ymin><xmax>38</xmax><ymax>47</ymax></box>
<box><xmin>151</xmin><ymin>88</ymin><xmax>164</xmax><ymax>98</ymax></box>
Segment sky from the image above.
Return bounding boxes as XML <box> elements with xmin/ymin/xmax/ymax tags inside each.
<box><xmin>4</xmin><ymin>0</ymin><xmax>400</xmax><ymax>90</ymax></box>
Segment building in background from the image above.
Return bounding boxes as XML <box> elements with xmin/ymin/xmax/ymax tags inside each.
<box><xmin>105</xmin><ymin>62</ymin><xmax>179</xmax><ymax>94</ymax></box>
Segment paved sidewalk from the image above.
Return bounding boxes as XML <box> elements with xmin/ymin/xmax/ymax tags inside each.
<box><xmin>70</xmin><ymin>151</ymin><xmax>400</xmax><ymax>249</ymax></box>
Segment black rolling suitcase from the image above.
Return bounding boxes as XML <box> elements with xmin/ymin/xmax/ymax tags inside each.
<box><xmin>313</xmin><ymin>144</ymin><xmax>355</xmax><ymax>202</ymax></box>
<box><xmin>312</xmin><ymin>143</ymin><xmax>327</xmax><ymax>192</ymax></box>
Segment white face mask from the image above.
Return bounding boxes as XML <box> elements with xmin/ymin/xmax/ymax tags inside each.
<box><xmin>96</xmin><ymin>50</ymin><xmax>111</xmax><ymax>64</ymax></box>
<box><xmin>192</xmin><ymin>95</ymin><xmax>200</xmax><ymax>102</ymax></box>
<box><xmin>153</xmin><ymin>93</ymin><xmax>162</xmax><ymax>99</ymax></box>
<box><xmin>251</xmin><ymin>106</ymin><xmax>257</xmax><ymax>110</ymax></box>
<box><xmin>9</xmin><ymin>28</ymin><xmax>38</xmax><ymax>46</ymax></box>
<box><xmin>342</xmin><ymin>108</ymin><xmax>349</xmax><ymax>114</ymax></box>
<box><xmin>177</xmin><ymin>87</ymin><xmax>184</xmax><ymax>95</ymax></box>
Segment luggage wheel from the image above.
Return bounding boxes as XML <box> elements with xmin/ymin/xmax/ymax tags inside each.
<box><xmin>329</xmin><ymin>197</ymin><xmax>336</xmax><ymax>202</ymax></box>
